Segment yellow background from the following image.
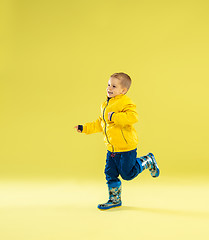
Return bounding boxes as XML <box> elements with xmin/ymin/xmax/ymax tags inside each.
<box><xmin>1</xmin><ymin>0</ymin><xmax>209</xmax><ymax>180</ymax></box>
<box><xmin>0</xmin><ymin>1</ymin><xmax>209</xmax><ymax>239</ymax></box>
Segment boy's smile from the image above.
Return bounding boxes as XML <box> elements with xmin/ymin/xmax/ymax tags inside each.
<box><xmin>107</xmin><ymin>77</ymin><xmax>127</xmax><ymax>98</ymax></box>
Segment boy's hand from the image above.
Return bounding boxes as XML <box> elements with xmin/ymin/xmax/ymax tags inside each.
<box><xmin>108</xmin><ymin>112</ymin><xmax>114</xmax><ymax>121</ymax></box>
<box><xmin>74</xmin><ymin>125</ymin><xmax>82</xmax><ymax>133</ymax></box>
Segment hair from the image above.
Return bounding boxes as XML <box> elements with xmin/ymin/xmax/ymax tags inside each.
<box><xmin>110</xmin><ymin>72</ymin><xmax>132</xmax><ymax>91</ymax></box>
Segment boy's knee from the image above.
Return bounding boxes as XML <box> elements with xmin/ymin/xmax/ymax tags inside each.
<box><xmin>120</xmin><ymin>166</ymin><xmax>132</xmax><ymax>177</ymax></box>
<box><xmin>120</xmin><ymin>166</ymin><xmax>140</xmax><ymax>181</ymax></box>
<box><xmin>120</xmin><ymin>172</ymin><xmax>133</xmax><ymax>181</ymax></box>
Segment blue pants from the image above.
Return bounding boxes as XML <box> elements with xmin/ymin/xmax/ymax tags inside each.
<box><xmin>104</xmin><ymin>149</ymin><xmax>143</xmax><ymax>188</ymax></box>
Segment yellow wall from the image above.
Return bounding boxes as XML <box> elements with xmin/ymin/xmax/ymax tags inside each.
<box><xmin>1</xmin><ymin>0</ymin><xmax>209</xmax><ymax>179</ymax></box>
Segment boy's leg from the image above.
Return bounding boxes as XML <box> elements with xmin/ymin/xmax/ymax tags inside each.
<box><xmin>97</xmin><ymin>151</ymin><xmax>122</xmax><ymax>210</ymax></box>
<box><xmin>104</xmin><ymin>151</ymin><xmax>121</xmax><ymax>188</ymax></box>
<box><xmin>118</xmin><ymin>149</ymin><xmax>144</xmax><ymax>181</ymax></box>
<box><xmin>118</xmin><ymin>149</ymin><xmax>160</xmax><ymax>180</ymax></box>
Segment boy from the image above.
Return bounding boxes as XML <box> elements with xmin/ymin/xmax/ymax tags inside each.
<box><xmin>74</xmin><ymin>72</ymin><xmax>160</xmax><ymax>210</ymax></box>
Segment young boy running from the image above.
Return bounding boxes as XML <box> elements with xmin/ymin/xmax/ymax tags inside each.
<box><xmin>74</xmin><ymin>72</ymin><xmax>160</xmax><ymax>210</ymax></box>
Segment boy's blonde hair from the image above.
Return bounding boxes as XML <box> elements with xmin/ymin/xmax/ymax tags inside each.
<box><xmin>110</xmin><ymin>72</ymin><xmax>132</xmax><ymax>91</ymax></box>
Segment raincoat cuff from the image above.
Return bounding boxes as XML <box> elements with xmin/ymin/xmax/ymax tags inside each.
<box><xmin>110</xmin><ymin>112</ymin><xmax>115</xmax><ymax>121</ymax></box>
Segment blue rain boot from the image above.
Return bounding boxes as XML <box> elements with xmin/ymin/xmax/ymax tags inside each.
<box><xmin>140</xmin><ymin>153</ymin><xmax>160</xmax><ymax>177</ymax></box>
<box><xmin>97</xmin><ymin>185</ymin><xmax>122</xmax><ymax>210</ymax></box>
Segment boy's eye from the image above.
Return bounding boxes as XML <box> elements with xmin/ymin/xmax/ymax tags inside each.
<box><xmin>113</xmin><ymin>85</ymin><xmax>116</xmax><ymax>88</ymax></box>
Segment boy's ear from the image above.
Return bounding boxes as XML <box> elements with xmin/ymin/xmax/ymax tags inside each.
<box><xmin>122</xmin><ymin>88</ymin><xmax>128</xmax><ymax>94</ymax></box>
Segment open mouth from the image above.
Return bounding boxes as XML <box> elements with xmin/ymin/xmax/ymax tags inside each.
<box><xmin>108</xmin><ymin>91</ymin><xmax>113</xmax><ymax>95</ymax></box>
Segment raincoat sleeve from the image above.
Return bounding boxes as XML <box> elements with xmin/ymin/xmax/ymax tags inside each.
<box><xmin>82</xmin><ymin>116</ymin><xmax>103</xmax><ymax>134</ymax></box>
<box><xmin>111</xmin><ymin>103</ymin><xmax>138</xmax><ymax>127</ymax></box>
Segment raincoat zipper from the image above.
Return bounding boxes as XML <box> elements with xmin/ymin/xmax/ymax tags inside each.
<box><xmin>103</xmin><ymin>98</ymin><xmax>114</xmax><ymax>152</ymax></box>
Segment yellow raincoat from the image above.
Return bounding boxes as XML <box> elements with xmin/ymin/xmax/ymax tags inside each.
<box><xmin>82</xmin><ymin>94</ymin><xmax>138</xmax><ymax>152</ymax></box>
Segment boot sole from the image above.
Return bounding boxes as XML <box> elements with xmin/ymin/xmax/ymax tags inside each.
<box><xmin>97</xmin><ymin>202</ymin><xmax>122</xmax><ymax>210</ymax></box>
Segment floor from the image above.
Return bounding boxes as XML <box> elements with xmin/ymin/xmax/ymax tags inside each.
<box><xmin>0</xmin><ymin>177</ymin><xmax>209</xmax><ymax>240</ymax></box>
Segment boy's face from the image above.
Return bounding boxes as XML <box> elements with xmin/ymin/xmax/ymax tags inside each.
<box><xmin>107</xmin><ymin>77</ymin><xmax>127</xmax><ymax>98</ymax></box>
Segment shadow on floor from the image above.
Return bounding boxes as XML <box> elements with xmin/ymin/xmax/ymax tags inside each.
<box><xmin>109</xmin><ymin>205</ymin><xmax>209</xmax><ymax>219</ymax></box>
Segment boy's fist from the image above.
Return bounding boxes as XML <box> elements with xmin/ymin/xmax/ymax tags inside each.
<box><xmin>74</xmin><ymin>125</ymin><xmax>82</xmax><ymax>133</ymax></box>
